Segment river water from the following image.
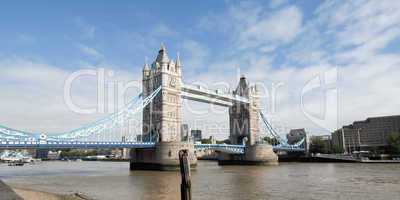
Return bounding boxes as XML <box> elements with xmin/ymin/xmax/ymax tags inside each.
<box><xmin>0</xmin><ymin>161</ymin><xmax>399</xmax><ymax>200</ymax></box>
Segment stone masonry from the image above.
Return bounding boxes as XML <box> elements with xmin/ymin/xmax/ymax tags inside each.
<box><xmin>229</xmin><ymin>76</ymin><xmax>260</xmax><ymax>146</ymax></box>
<box><xmin>142</xmin><ymin>44</ymin><xmax>182</xmax><ymax>142</ymax></box>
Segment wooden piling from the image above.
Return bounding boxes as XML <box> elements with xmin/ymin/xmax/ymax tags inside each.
<box><xmin>179</xmin><ymin>150</ymin><xmax>192</xmax><ymax>200</ymax></box>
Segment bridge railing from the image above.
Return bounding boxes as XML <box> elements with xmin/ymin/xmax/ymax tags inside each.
<box><xmin>181</xmin><ymin>83</ymin><xmax>249</xmax><ymax>104</ymax></box>
<box><xmin>194</xmin><ymin>143</ymin><xmax>245</xmax><ymax>154</ymax></box>
<box><xmin>0</xmin><ymin>141</ymin><xmax>156</xmax><ymax>149</ymax></box>
<box><xmin>0</xmin><ymin>86</ymin><xmax>162</xmax><ymax>143</ymax></box>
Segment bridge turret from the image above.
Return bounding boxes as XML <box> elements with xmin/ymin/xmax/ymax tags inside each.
<box><xmin>156</xmin><ymin>43</ymin><xmax>169</xmax><ymax>64</ymax></box>
<box><xmin>229</xmin><ymin>75</ymin><xmax>260</xmax><ymax>146</ymax></box>
<box><xmin>175</xmin><ymin>52</ymin><xmax>182</xmax><ymax>76</ymax></box>
<box><xmin>234</xmin><ymin>76</ymin><xmax>249</xmax><ymax>97</ymax></box>
<box><xmin>156</xmin><ymin>43</ymin><xmax>170</xmax><ymax>73</ymax></box>
<box><xmin>168</xmin><ymin>59</ymin><xmax>175</xmax><ymax>72</ymax></box>
<box><xmin>142</xmin><ymin>44</ymin><xmax>182</xmax><ymax>142</ymax></box>
<box><xmin>133</xmin><ymin>45</ymin><xmax>196</xmax><ymax>170</ymax></box>
<box><xmin>142</xmin><ymin>60</ymin><xmax>150</xmax><ymax>77</ymax></box>
<box><xmin>142</xmin><ymin>59</ymin><xmax>151</xmax><ymax>98</ymax></box>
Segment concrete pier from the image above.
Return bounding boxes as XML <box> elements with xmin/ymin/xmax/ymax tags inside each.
<box><xmin>130</xmin><ymin>142</ymin><xmax>197</xmax><ymax>171</ymax></box>
<box><xmin>218</xmin><ymin>143</ymin><xmax>278</xmax><ymax>165</ymax></box>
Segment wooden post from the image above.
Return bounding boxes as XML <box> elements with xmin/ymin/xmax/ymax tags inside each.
<box><xmin>179</xmin><ymin>150</ymin><xmax>192</xmax><ymax>200</ymax></box>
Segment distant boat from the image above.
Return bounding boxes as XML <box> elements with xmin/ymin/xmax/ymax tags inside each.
<box><xmin>8</xmin><ymin>161</ymin><xmax>24</xmax><ymax>166</ymax></box>
<box><xmin>1</xmin><ymin>150</ymin><xmax>33</xmax><ymax>164</ymax></box>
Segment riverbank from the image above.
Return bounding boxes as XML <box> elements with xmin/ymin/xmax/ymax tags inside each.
<box><xmin>0</xmin><ymin>179</ymin><xmax>22</xmax><ymax>200</ymax></box>
<box><xmin>0</xmin><ymin>180</ymin><xmax>91</xmax><ymax>200</ymax></box>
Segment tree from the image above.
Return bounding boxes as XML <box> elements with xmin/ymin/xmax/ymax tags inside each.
<box><xmin>201</xmin><ymin>138</ymin><xmax>212</xmax><ymax>144</ymax></box>
<box><xmin>309</xmin><ymin>137</ymin><xmax>326</xmax><ymax>154</ymax></box>
<box><xmin>263</xmin><ymin>136</ymin><xmax>280</xmax><ymax>145</ymax></box>
<box><xmin>331</xmin><ymin>145</ymin><xmax>344</xmax><ymax>154</ymax></box>
<box><xmin>388</xmin><ymin>132</ymin><xmax>400</xmax><ymax>154</ymax></box>
<box><xmin>59</xmin><ymin>149</ymin><xmax>102</xmax><ymax>158</ymax></box>
<box><xmin>216</xmin><ymin>139</ymin><xmax>231</xmax><ymax>144</ymax></box>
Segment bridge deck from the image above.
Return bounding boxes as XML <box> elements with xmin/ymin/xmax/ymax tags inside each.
<box><xmin>181</xmin><ymin>83</ymin><xmax>249</xmax><ymax>107</ymax></box>
<box><xmin>0</xmin><ymin>141</ymin><xmax>304</xmax><ymax>153</ymax></box>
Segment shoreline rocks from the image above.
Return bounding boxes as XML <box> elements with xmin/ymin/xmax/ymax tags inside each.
<box><xmin>1</xmin><ymin>179</ymin><xmax>91</xmax><ymax>200</ymax></box>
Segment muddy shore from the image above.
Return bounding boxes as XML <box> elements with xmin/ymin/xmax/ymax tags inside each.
<box><xmin>0</xmin><ymin>180</ymin><xmax>90</xmax><ymax>200</ymax></box>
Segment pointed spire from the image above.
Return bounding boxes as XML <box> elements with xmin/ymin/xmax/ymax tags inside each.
<box><xmin>160</xmin><ymin>43</ymin><xmax>166</xmax><ymax>52</ymax></box>
<box><xmin>235</xmin><ymin>75</ymin><xmax>249</xmax><ymax>97</ymax></box>
<box><xmin>143</xmin><ymin>57</ymin><xmax>150</xmax><ymax>71</ymax></box>
<box><xmin>156</xmin><ymin>42</ymin><xmax>169</xmax><ymax>63</ymax></box>
<box><xmin>175</xmin><ymin>52</ymin><xmax>182</xmax><ymax>67</ymax></box>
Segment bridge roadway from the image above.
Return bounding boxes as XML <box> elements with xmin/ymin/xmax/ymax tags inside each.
<box><xmin>0</xmin><ymin>141</ymin><xmax>304</xmax><ymax>153</ymax></box>
<box><xmin>181</xmin><ymin>83</ymin><xmax>249</xmax><ymax>107</ymax></box>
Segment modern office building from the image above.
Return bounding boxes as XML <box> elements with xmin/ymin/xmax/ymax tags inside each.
<box><xmin>287</xmin><ymin>128</ymin><xmax>307</xmax><ymax>145</ymax></box>
<box><xmin>136</xmin><ymin>135</ymin><xmax>142</xmax><ymax>142</ymax></box>
<box><xmin>310</xmin><ymin>135</ymin><xmax>332</xmax><ymax>153</ymax></box>
<box><xmin>35</xmin><ymin>149</ymin><xmax>48</xmax><ymax>159</ymax></box>
<box><xmin>332</xmin><ymin>115</ymin><xmax>400</xmax><ymax>153</ymax></box>
<box><xmin>181</xmin><ymin>124</ymin><xmax>189</xmax><ymax>141</ymax></box>
<box><xmin>47</xmin><ymin>151</ymin><xmax>60</xmax><ymax>160</ymax></box>
<box><xmin>191</xmin><ymin>130</ymin><xmax>202</xmax><ymax>142</ymax></box>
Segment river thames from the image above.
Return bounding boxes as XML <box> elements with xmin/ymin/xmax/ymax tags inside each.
<box><xmin>0</xmin><ymin>161</ymin><xmax>399</xmax><ymax>200</ymax></box>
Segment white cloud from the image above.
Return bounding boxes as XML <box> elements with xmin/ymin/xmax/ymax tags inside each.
<box><xmin>335</xmin><ymin>27</ymin><xmax>400</xmax><ymax>63</ymax></box>
<box><xmin>77</xmin><ymin>43</ymin><xmax>103</xmax><ymax>58</ymax></box>
<box><xmin>323</xmin><ymin>1</ymin><xmax>400</xmax><ymax>47</ymax></box>
<box><xmin>74</xmin><ymin>17</ymin><xmax>96</xmax><ymax>40</ymax></box>
<box><xmin>239</xmin><ymin>5</ymin><xmax>303</xmax><ymax>49</ymax></box>
<box><xmin>16</xmin><ymin>34</ymin><xmax>36</xmax><ymax>44</ymax></box>
<box><xmin>181</xmin><ymin>39</ymin><xmax>209</xmax><ymax>74</ymax></box>
<box><xmin>197</xmin><ymin>2</ymin><xmax>303</xmax><ymax>52</ymax></box>
<box><xmin>261</xmin><ymin>1</ymin><xmax>400</xmax><ymax>134</ymax></box>
<box><xmin>269</xmin><ymin>0</ymin><xmax>288</xmax><ymax>9</ymax></box>
<box><xmin>187</xmin><ymin>0</ymin><xmax>400</xmax><ymax>137</ymax></box>
<box><xmin>0</xmin><ymin>58</ymin><xmax>140</xmax><ymax>135</ymax></box>
<box><xmin>152</xmin><ymin>24</ymin><xmax>179</xmax><ymax>37</ymax></box>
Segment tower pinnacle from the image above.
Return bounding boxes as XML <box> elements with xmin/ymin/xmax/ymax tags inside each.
<box><xmin>143</xmin><ymin>58</ymin><xmax>150</xmax><ymax>71</ymax></box>
<box><xmin>176</xmin><ymin>52</ymin><xmax>182</xmax><ymax>67</ymax></box>
<box><xmin>160</xmin><ymin>43</ymin><xmax>166</xmax><ymax>52</ymax></box>
<box><xmin>156</xmin><ymin>43</ymin><xmax>169</xmax><ymax>63</ymax></box>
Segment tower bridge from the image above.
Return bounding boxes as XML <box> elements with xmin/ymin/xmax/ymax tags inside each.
<box><xmin>0</xmin><ymin>45</ymin><xmax>305</xmax><ymax>170</ymax></box>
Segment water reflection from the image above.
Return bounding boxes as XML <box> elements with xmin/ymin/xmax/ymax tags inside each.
<box><xmin>129</xmin><ymin>171</ymin><xmax>180</xmax><ymax>200</ymax></box>
<box><xmin>1</xmin><ymin>161</ymin><xmax>400</xmax><ymax>200</ymax></box>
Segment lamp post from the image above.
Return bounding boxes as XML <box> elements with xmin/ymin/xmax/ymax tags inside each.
<box><xmin>357</xmin><ymin>128</ymin><xmax>362</xmax><ymax>151</ymax></box>
<box><xmin>341</xmin><ymin>128</ymin><xmax>347</xmax><ymax>154</ymax></box>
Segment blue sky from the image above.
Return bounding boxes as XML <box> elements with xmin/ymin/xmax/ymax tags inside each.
<box><xmin>1</xmin><ymin>1</ymin><xmax>228</xmax><ymax>70</ymax></box>
<box><xmin>1</xmin><ymin>0</ymin><xmax>400</xmax><ymax>138</ymax></box>
<box><xmin>0</xmin><ymin>0</ymin><xmax>327</xmax><ymax>71</ymax></box>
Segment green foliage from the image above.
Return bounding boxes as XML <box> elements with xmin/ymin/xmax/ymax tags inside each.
<box><xmin>388</xmin><ymin>132</ymin><xmax>400</xmax><ymax>154</ymax></box>
<box><xmin>216</xmin><ymin>139</ymin><xmax>231</xmax><ymax>144</ymax></box>
<box><xmin>201</xmin><ymin>138</ymin><xmax>212</xmax><ymax>144</ymax></box>
<box><xmin>309</xmin><ymin>137</ymin><xmax>326</xmax><ymax>154</ymax></box>
<box><xmin>331</xmin><ymin>145</ymin><xmax>344</xmax><ymax>154</ymax></box>
<box><xmin>263</xmin><ymin>136</ymin><xmax>280</xmax><ymax>145</ymax></box>
<box><xmin>59</xmin><ymin>149</ymin><xmax>109</xmax><ymax>158</ymax></box>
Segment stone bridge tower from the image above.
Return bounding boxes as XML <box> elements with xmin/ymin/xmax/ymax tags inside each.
<box><xmin>142</xmin><ymin>44</ymin><xmax>182</xmax><ymax>142</ymax></box>
<box><xmin>220</xmin><ymin>76</ymin><xmax>278</xmax><ymax>165</ymax></box>
<box><xmin>229</xmin><ymin>76</ymin><xmax>260</xmax><ymax>146</ymax></box>
<box><xmin>131</xmin><ymin>45</ymin><xmax>196</xmax><ymax>171</ymax></box>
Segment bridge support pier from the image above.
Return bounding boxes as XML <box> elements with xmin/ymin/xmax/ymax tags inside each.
<box><xmin>218</xmin><ymin>143</ymin><xmax>278</xmax><ymax>165</ymax></box>
<box><xmin>130</xmin><ymin>142</ymin><xmax>197</xmax><ymax>171</ymax></box>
